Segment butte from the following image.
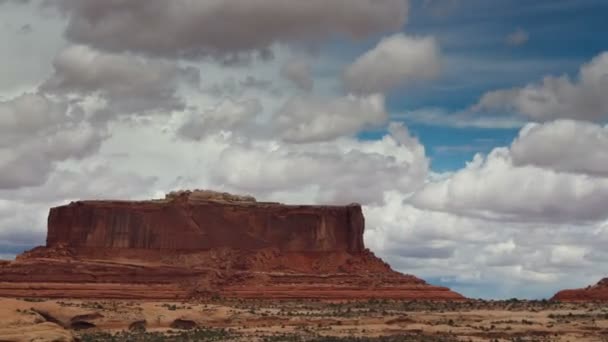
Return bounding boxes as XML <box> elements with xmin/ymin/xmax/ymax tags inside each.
<box><xmin>0</xmin><ymin>190</ymin><xmax>464</xmax><ymax>301</ymax></box>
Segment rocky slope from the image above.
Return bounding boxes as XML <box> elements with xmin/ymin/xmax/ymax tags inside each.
<box><xmin>0</xmin><ymin>190</ymin><xmax>464</xmax><ymax>301</ymax></box>
<box><xmin>552</xmin><ymin>278</ymin><xmax>608</xmax><ymax>301</ymax></box>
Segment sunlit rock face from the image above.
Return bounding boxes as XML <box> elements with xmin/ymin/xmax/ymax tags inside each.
<box><xmin>46</xmin><ymin>190</ymin><xmax>365</xmax><ymax>253</ymax></box>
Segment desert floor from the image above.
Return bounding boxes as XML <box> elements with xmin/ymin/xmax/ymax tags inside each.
<box><xmin>1</xmin><ymin>297</ymin><xmax>608</xmax><ymax>341</ymax></box>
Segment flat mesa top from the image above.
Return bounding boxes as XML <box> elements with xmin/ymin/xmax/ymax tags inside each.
<box><xmin>67</xmin><ymin>200</ymin><xmax>361</xmax><ymax>209</ymax></box>
<box><xmin>60</xmin><ymin>190</ymin><xmax>361</xmax><ymax>209</ymax></box>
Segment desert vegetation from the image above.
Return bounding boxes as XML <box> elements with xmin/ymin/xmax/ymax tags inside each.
<box><xmin>2</xmin><ymin>297</ymin><xmax>608</xmax><ymax>341</ymax></box>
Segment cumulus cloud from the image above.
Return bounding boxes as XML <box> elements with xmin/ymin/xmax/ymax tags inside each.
<box><xmin>275</xmin><ymin>94</ymin><xmax>388</xmax><ymax>143</ymax></box>
<box><xmin>343</xmin><ymin>34</ymin><xmax>441</xmax><ymax>94</ymax></box>
<box><xmin>364</xmin><ymin>119</ymin><xmax>608</xmax><ymax>297</ymax></box>
<box><xmin>177</xmin><ymin>98</ymin><xmax>263</xmax><ymax>141</ymax></box>
<box><xmin>177</xmin><ymin>93</ymin><xmax>389</xmax><ymax>143</ymax></box>
<box><xmin>510</xmin><ymin>120</ymin><xmax>608</xmax><ymax>176</ymax></box>
<box><xmin>411</xmin><ymin>148</ymin><xmax>608</xmax><ymax>223</ymax></box>
<box><xmin>196</xmin><ymin>122</ymin><xmax>428</xmax><ymax>205</ymax></box>
<box><xmin>41</xmin><ymin>45</ymin><xmax>199</xmax><ymax>118</ymax></box>
<box><xmin>410</xmin><ymin>128</ymin><xmax>608</xmax><ymax>223</ymax></box>
<box><xmin>365</xmin><ymin>191</ymin><xmax>608</xmax><ymax>298</ymax></box>
<box><xmin>0</xmin><ymin>93</ymin><xmax>68</xmax><ymax>142</ymax></box>
<box><xmin>0</xmin><ymin>93</ymin><xmax>107</xmax><ymax>189</ymax></box>
<box><xmin>0</xmin><ymin>123</ymin><xmax>105</xmax><ymax>189</ymax></box>
<box><xmin>474</xmin><ymin>51</ymin><xmax>608</xmax><ymax>120</ymax></box>
<box><xmin>280</xmin><ymin>58</ymin><xmax>313</xmax><ymax>91</ymax></box>
<box><xmin>505</xmin><ymin>28</ymin><xmax>529</xmax><ymax>46</ymax></box>
<box><xmin>51</xmin><ymin>0</ymin><xmax>409</xmax><ymax>61</ymax></box>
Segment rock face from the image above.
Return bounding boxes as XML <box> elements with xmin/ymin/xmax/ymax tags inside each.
<box><xmin>0</xmin><ymin>190</ymin><xmax>464</xmax><ymax>301</ymax></box>
<box><xmin>552</xmin><ymin>278</ymin><xmax>608</xmax><ymax>301</ymax></box>
<box><xmin>46</xmin><ymin>192</ymin><xmax>364</xmax><ymax>253</ymax></box>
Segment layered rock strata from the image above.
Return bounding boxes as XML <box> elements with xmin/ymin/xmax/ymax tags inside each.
<box><xmin>0</xmin><ymin>190</ymin><xmax>464</xmax><ymax>300</ymax></box>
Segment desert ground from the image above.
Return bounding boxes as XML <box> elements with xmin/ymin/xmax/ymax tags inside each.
<box><xmin>1</xmin><ymin>297</ymin><xmax>608</xmax><ymax>341</ymax></box>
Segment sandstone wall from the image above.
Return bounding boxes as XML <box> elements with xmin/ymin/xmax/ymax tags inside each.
<box><xmin>46</xmin><ymin>199</ymin><xmax>365</xmax><ymax>253</ymax></box>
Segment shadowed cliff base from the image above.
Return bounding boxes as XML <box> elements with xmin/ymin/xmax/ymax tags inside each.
<box><xmin>0</xmin><ymin>190</ymin><xmax>464</xmax><ymax>301</ymax></box>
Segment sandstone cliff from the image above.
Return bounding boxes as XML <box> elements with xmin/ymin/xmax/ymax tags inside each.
<box><xmin>46</xmin><ymin>190</ymin><xmax>364</xmax><ymax>253</ymax></box>
<box><xmin>552</xmin><ymin>278</ymin><xmax>608</xmax><ymax>301</ymax></box>
<box><xmin>0</xmin><ymin>190</ymin><xmax>464</xmax><ymax>301</ymax></box>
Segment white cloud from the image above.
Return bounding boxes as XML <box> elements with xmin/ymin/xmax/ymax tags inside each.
<box><xmin>365</xmin><ymin>191</ymin><xmax>607</xmax><ymax>298</ymax></box>
<box><xmin>176</xmin><ymin>93</ymin><xmax>389</xmax><ymax>144</ymax></box>
<box><xmin>474</xmin><ymin>51</ymin><xmax>608</xmax><ymax>120</ymax></box>
<box><xmin>511</xmin><ymin>120</ymin><xmax>608</xmax><ymax>176</ymax></box>
<box><xmin>203</xmin><ymin>122</ymin><xmax>428</xmax><ymax>205</ymax></box>
<box><xmin>343</xmin><ymin>34</ymin><xmax>441</xmax><ymax>94</ymax></box>
<box><xmin>177</xmin><ymin>98</ymin><xmax>263</xmax><ymax>141</ymax></box>
<box><xmin>397</xmin><ymin>107</ymin><xmax>526</xmax><ymax>129</ymax></box>
<box><xmin>275</xmin><ymin>94</ymin><xmax>388</xmax><ymax>143</ymax></box>
<box><xmin>280</xmin><ymin>57</ymin><xmax>314</xmax><ymax>91</ymax></box>
<box><xmin>410</xmin><ymin>147</ymin><xmax>608</xmax><ymax>223</ymax></box>
<box><xmin>366</xmin><ymin>119</ymin><xmax>608</xmax><ymax>297</ymax></box>
<box><xmin>41</xmin><ymin>45</ymin><xmax>199</xmax><ymax>118</ymax></box>
<box><xmin>0</xmin><ymin>93</ymin><xmax>68</xmax><ymax>140</ymax></box>
<box><xmin>0</xmin><ymin>93</ymin><xmax>107</xmax><ymax>189</ymax></box>
<box><xmin>52</xmin><ymin>0</ymin><xmax>409</xmax><ymax>61</ymax></box>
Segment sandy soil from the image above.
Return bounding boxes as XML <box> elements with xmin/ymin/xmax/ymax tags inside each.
<box><xmin>1</xmin><ymin>297</ymin><xmax>607</xmax><ymax>341</ymax></box>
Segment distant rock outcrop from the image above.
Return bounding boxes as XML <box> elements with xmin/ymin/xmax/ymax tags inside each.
<box><xmin>552</xmin><ymin>278</ymin><xmax>608</xmax><ymax>301</ymax></box>
<box><xmin>0</xmin><ymin>190</ymin><xmax>464</xmax><ymax>301</ymax></box>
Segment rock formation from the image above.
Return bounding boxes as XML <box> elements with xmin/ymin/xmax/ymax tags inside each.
<box><xmin>46</xmin><ymin>190</ymin><xmax>364</xmax><ymax>253</ymax></box>
<box><xmin>0</xmin><ymin>190</ymin><xmax>464</xmax><ymax>300</ymax></box>
<box><xmin>552</xmin><ymin>278</ymin><xmax>608</xmax><ymax>301</ymax></box>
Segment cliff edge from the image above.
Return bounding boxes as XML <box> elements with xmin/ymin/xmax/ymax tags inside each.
<box><xmin>46</xmin><ymin>189</ymin><xmax>364</xmax><ymax>253</ymax></box>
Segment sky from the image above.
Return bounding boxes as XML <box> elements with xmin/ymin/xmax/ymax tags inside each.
<box><xmin>1</xmin><ymin>0</ymin><xmax>608</xmax><ymax>299</ymax></box>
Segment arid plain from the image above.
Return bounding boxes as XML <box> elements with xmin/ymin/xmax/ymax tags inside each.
<box><xmin>2</xmin><ymin>297</ymin><xmax>608</xmax><ymax>341</ymax></box>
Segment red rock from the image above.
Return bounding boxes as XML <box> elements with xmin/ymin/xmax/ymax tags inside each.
<box><xmin>0</xmin><ymin>190</ymin><xmax>464</xmax><ymax>301</ymax></box>
<box><xmin>46</xmin><ymin>196</ymin><xmax>364</xmax><ymax>253</ymax></box>
<box><xmin>552</xmin><ymin>278</ymin><xmax>608</xmax><ymax>301</ymax></box>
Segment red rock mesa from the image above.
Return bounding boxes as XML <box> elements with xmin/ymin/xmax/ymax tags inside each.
<box><xmin>0</xmin><ymin>190</ymin><xmax>464</xmax><ymax>300</ymax></box>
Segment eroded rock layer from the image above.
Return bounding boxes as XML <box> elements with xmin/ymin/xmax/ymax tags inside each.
<box><xmin>0</xmin><ymin>190</ymin><xmax>464</xmax><ymax>301</ymax></box>
<box><xmin>552</xmin><ymin>278</ymin><xmax>608</xmax><ymax>301</ymax></box>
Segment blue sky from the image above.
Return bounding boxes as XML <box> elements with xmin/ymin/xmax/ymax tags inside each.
<box><xmin>382</xmin><ymin>0</ymin><xmax>608</xmax><ymax>171</ymax></box>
